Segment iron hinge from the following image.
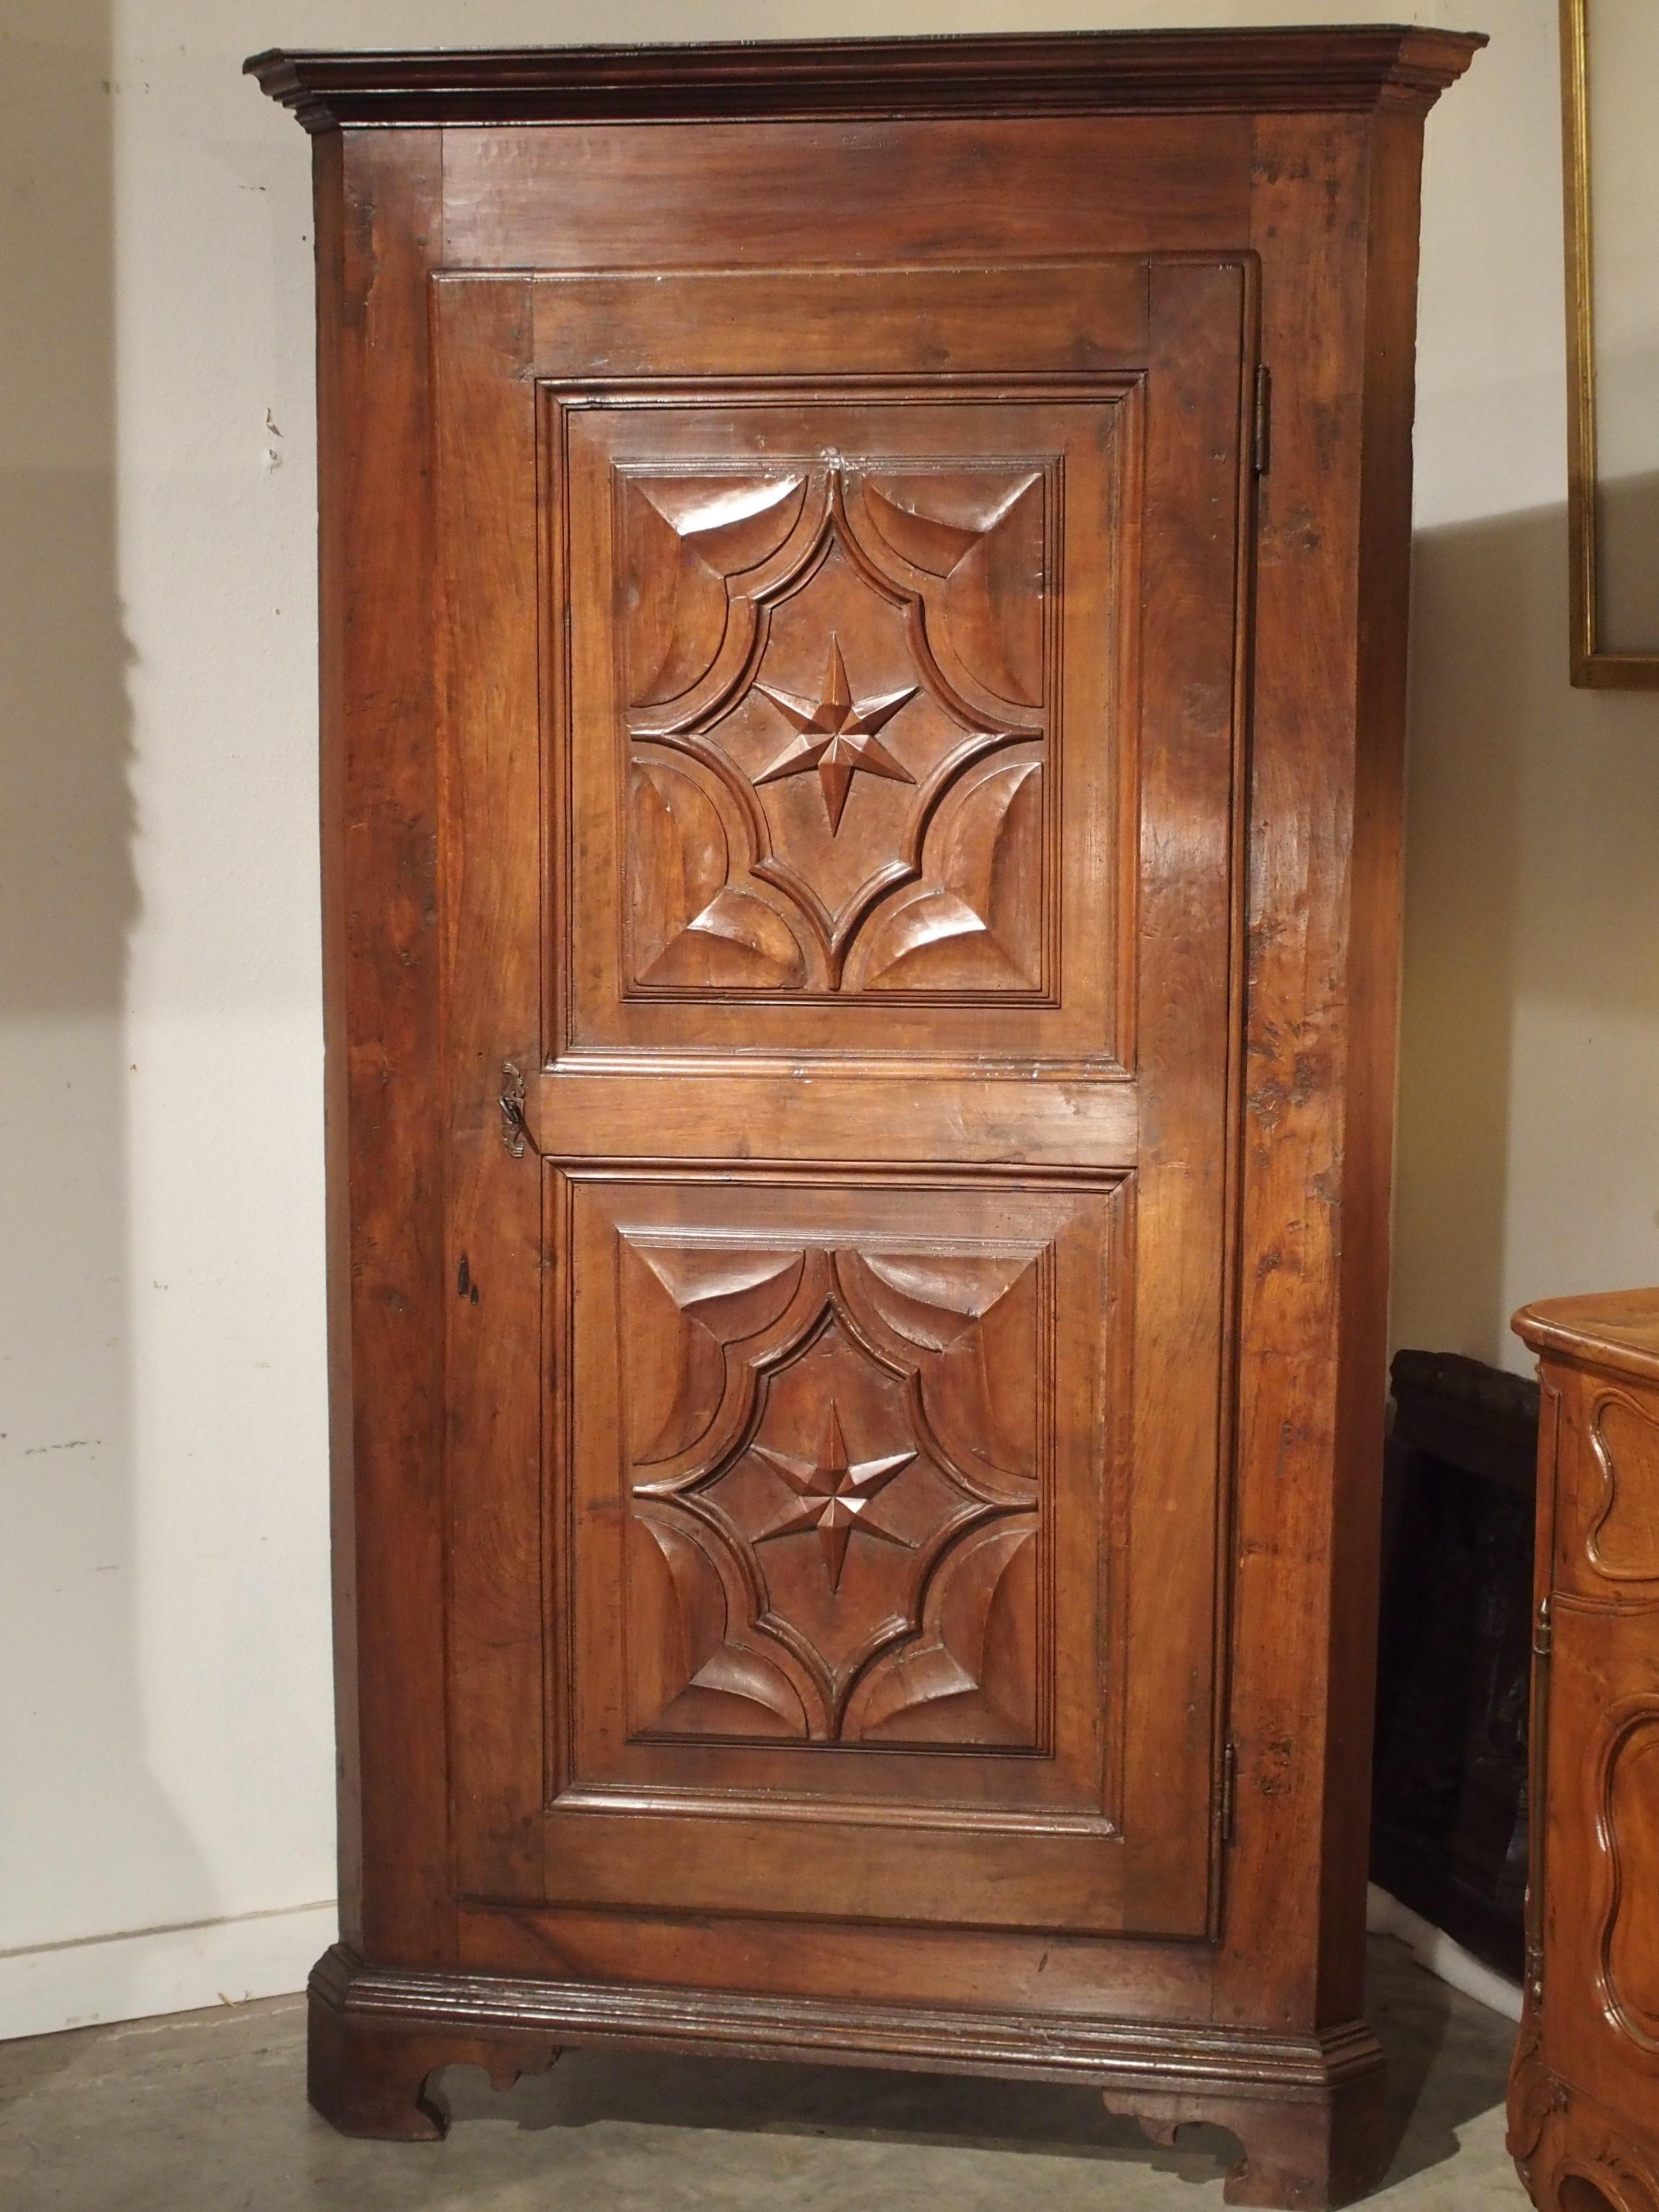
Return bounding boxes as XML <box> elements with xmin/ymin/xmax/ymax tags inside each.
<box><xmin>1525</xmin><ymin>1938</ymin><xmax>1545</xmax><ymax>2008</ymax></box>
<box><xmin>1253</xmin><ymin>364</ymin><xmax>1272</xmax><ymax>476</ymax></box>
<box><xmin>1221</xmin><ymin>1741</ymin><xmax>1238</xmax><ymax>1845</ymax></box>
<box><xmin>1533</xmin><ymin>1595</ymin><xmax>1553</xmax><ymax>1660</ymax></box>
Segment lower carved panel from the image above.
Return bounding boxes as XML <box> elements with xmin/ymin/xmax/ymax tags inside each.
<box><xmin>622</xmin><ymin>1232</ymin><xmax>1045</xmax><ymax>1749</ymax></box>
<box><xmin>550</xmin><ymin>1169</ymin><xmax>1214</xmax><ymax>1935</ymax></box>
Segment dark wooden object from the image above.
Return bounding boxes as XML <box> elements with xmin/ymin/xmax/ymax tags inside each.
<box><xmin>1509</xmin><ymin>1291</ymin><xmax>1659</xmax><ymax>2212</ymax></box>
<box><xmin>248</xmin><ymin>30</ymin><xmax>1483</xmax><ymax>2209</ymax></box>
<box><xmin>1371</xmin><ymin>1349</ymin><xmax>1539</xmax><ymax>1980</ymax></box>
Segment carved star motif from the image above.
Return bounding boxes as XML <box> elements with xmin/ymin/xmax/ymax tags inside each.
<box><xmin>750</xmin><ymin>1401</ymin><xmax>916</xmax><ymax>1592</ymax></box>
<box><xmin>754</xmin><ymin>636</ymin><xmax>917</xmax><ymax>832</ymax></box>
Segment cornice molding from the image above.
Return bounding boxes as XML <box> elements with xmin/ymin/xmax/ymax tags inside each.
<box><xmin>245</xmin><ymin>28</ymin><xmax>1486</xmax><ymax>134</ymax></box>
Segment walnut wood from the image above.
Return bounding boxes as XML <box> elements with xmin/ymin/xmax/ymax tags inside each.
<box><xmin>313</xmin><ymin>127</ymin><xmax>452</xmax><ymax>1968</ymax></box>
<box><xmin>311</xmin><ymin>1941</ymin><xmax>1379</xmax><ymax>2089</ymax></box>
<box><xmin>245</xmin><ymin>28</ymin><xmax>1484</xmax><ymax>130</ymax></box>
<box><xmin>1133</xmin><ymin>2078</ymin><xmax>1387</xmax><ymax>2212</ymax></box>
<box><xmin>313</xmin><ymin>1937</ymin><xmax>1382</xmax><ymax>2206</ymax></box>
<box><xmin>444</xmin><ymin>116</ymin><xmax>1254</xmax><ymax>271</ymax></box>
<box><xmin>1509</xmin><ymin>1292</ymin><xmax>1659</xmax><ymax>2212</ymax></box>
<box><xmin>308</xmin><ymin>1948</ymin><xmax>559</xmax><ymax>2141</ymax></box>
<box><xmin>255</xmin><ymin>29</ymin><xmax>1481</xmax><ymax>2207</ymax></box>
<box><xmin>520</xmin><ymin>1069</ymin><xmax>1140</xmax><ymax>1167</ymax></box>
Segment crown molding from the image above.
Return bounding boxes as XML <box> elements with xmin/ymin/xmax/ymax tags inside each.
<box><xmin>245</xmin><ymin>28</ymin><xmax>1487</xmax><ymax>134</ymax></box>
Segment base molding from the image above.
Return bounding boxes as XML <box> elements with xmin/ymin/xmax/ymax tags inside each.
<box><xmin>309</xmin><ymin>1944</ymin><xmax>1386</xmax><ymax>2206</ymax></box>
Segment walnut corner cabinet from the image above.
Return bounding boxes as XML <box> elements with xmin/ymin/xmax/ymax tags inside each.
<box><xmin>248</xmin><ymin>31</ymin><xmax>1483</xmax><ymax>2210</ymax></box>
<box><xmin>1509</xmin><ymin>1291</ymin><xmax>1659</xmax><ymax>2212</ymax></box>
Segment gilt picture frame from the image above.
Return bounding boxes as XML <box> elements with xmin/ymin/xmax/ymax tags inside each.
<box><xmin>1561</xmin><ymin>0</ymin><xmax>1659</xmax><ymax>686</ymax></box>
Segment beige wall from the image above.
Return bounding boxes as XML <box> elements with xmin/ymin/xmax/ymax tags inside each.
<box><xmin>1398</xmin><ymin>0</ymin><xmax>1659</xmax><ymax>1362</ymax></box>
<box><xmin>2</xmin><ymin>0</ymin><xmax>1654</xmax><ymax>2032</ymax></box>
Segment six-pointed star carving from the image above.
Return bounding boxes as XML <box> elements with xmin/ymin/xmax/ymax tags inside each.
<box><xmin>754</xmin><ymin>635</ymin><xmax>917</xmax><ymax>833</ymax></box>
<box><xmin>750</xmin><ymin>1400</ymin><xmax>916</xmax><ymax>1592</ymax></box>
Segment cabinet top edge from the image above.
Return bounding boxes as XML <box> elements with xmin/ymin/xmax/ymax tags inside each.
<box><xmin>244</xmin><ymin>27</ymin><xmax>1486</xmax><ymax>134</ymax></box>
<box><xmin>1513</xmin><ymin>1289</ymin><xmax>1659</xmax><ymax>1385</ymax></box>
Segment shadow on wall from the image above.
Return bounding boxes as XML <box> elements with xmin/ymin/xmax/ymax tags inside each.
<box><xmin>0</xmin><ymin>3</ymin><xmax>213</xmax><ymax>1990</ymax></box>
<box><xmin>1598</xmin><ymin>466</ymin><xmax>1659</xmax><ymax>656</ymax></box>
<box><xmin>1393</xmin><ymin>488</ymin><xmax>1659</xmax><ymax>1374</ymax></box>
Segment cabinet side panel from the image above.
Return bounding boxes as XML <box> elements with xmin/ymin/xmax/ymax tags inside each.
<box><xmin>1222</xmin><ymin>113</ymin><xmax>1373</xmax><ymax>2033</ymax></box>
<box><xmin>322</xmin><ymin>128</ymin><xmax>452</xmax><ymax>1965</ymax></box>
<box><xmin>1323</xmin><ymin>103</ymin><xmax>1430</xmax><ymax>2025</ymax></box>
<box><xmin>313</xmin><ymin>127</ymin><xmax>360</xmax><ymax>1953</ymax></box>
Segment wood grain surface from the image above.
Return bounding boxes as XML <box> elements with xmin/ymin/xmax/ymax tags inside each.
<box><xmin>261</xmin><ymin>28</ymin><xmax>1483</xmax><ymax>2207</ymax></box>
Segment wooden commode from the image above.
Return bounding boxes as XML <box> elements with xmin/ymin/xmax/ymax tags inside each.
<box><xmin>1510</xmin><ymin>1291</ymin><xmax>1659</xmax><ymax>2212</ymax></box>
<box><xmin>248</xmin><ymin>31</ymin><xmax>1483</xmax><ymax>2208</ymax></box>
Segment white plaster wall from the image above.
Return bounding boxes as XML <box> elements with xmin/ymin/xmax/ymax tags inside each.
<box><xmin>1</xmin><ymin>0</ymin><xmax>1654</xmax><ymax>2035</ymax></box>
<box><xmin>1397</xmin><ymin>0</ymin><xmax>1659</xmax><ymax>1363</ymax></box>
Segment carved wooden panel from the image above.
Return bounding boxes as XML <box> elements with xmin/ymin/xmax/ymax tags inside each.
<box><xmin>621</xmin><ymin>463</ymin><xmax>1050</xmax><ymax>998</ymax></box>
<box><xmin>555</xmin><ymin>1173</ymin><xmax>1135</xmax><ymax>1855</ymax></box>
<box><xmin>622</xmin><ymin>1234</ymin><xmax>1044</xmax><ymax>1748</ymax></box>
<box><xmin>554</xmin><ymin>389</ymin><xmax>1128</xmax><ymax>1067</ymax></box>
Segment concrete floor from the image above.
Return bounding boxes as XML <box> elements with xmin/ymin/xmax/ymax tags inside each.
<box><xmin>0</xmin><ymin>1934</ymin><xmax>1529</xmax><ymax>2211</ymax></box>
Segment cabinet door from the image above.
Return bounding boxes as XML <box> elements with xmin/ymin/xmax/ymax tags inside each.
<box><xmin>437</xmin><ymin>259</ymin><xmax>1252</xmax><ymax>1942</ymax></box>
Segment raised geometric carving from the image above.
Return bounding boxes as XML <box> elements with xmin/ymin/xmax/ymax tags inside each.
<box><xmin>618</xmin><ymin>459</ymin><xmax>1052</xmax><ymax>995</ymax></box>
<box><xmin>848</xmin><ymin>758</ymin><xmax>1044</xmax><ymax>991</ymax></box>
<box><xmin>842</xmin><ymin>1521</ymin><xmax>1038</xmax><ymax>1745</ymax></box>
<box><xmin>622</xmin><ymin>1232</ymin><xmax>1045</xmax><ymax>1746</ymax></box>
<box><xmin>751</xmin><ymin>1400</ymin><xmax>917</xmax><ymax>1590</ymax></box>
<box><xmin>754</xmin><ymin>636</ymin><xmax>917</xmax><ymax>833</ymax></box>
<box><xmin>858</xmin><ymin>471</ymin><xmax>1046</xmax><ymax>710</ymax></box>
<box><xmin>623</xmin><ymin>474</ymin><xmax>809</xmax><ymax>709</ymax></box>
<box><xmin>630</xmin><ymin>763</ymin><xmax>805</xmax><ymax>990</ymax></box>
<box><xmin>628</xmin><ymin>1511</ymin><xmax>810</xmax><ymax>1740</ymax></box>
<box><xmin>1589</xmin><ymin>1392</ymin><xmax>1659</xmax><ymax>1582</ymax></box>
<box><xmin>625</xmin><ymin>1243</ymin><xmax>806</xmax><ymax>1466</ymax></box>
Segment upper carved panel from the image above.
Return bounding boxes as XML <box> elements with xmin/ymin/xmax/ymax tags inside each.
<box><xmin>621</xmin><ymin>1231</ymin><xmax>1046</xmax><ymax>1748</ymax></box>
<box><xmin>622</xmin><ymin>462</ymin><xmax>1053</xmax><ymax>997</ymax></box>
